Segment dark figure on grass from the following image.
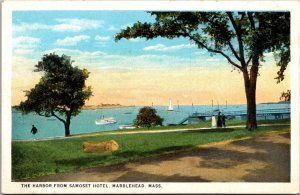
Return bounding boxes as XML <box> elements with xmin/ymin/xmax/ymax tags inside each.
<box><xmin>31</xmin><ymin>125</ymin><xmax>38</xmax><ymax>140</ymax></box>
<box><xmin>222</xmin><ymin>114</ymin><xmax>226</xmax><ymax>128</ymax></box>
<box><xmin>217</xmin><ymin>112</ymin><xmax>222</xmax><ymax>128</ymax></box>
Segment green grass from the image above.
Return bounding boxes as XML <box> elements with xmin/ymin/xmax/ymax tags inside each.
<box><xmin>71</xmin><ymin>119</ymin><xmax>290</xmax><ymax>137</ymax></box>
<box><xmin>12</xmin><ymin>122</ymin><xmax>290</xmax><ymax>181</ymax></box>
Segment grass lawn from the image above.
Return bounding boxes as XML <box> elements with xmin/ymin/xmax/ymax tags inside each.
<box><xmin>71</xmin><ymin>119</ymin><xmax>291</xmax><ymax>137</ymax></box>
<box><xmin>12</xmin><ymin>122</ymin><xmax>290</xmax><ymax>181</ymax></box>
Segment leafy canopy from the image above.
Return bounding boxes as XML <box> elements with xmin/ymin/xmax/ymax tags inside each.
<box><xmin>134</xmin><ymin>106</ymin><xmax>164</xmax><ymax>128</ymax></box>
<box><xmin>19</xmin><ymin>53</ymin><xmax>92</xmax><ymax>118</ymax></box>
<box><xmin>115</xmin><ymin>12</ymin><xmax>290</xmax><ymax>82</ymax></box>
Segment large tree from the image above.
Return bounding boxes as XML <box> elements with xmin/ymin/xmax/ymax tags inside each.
<box><xmin>115</xmin><ymin>12</ymin><xmax>290</xmax><ymax>130</ymax></box>
<box><xmin>18</xmin><ymin>53</ymin><xmax>92</xmax><ymax>136</ymax></box>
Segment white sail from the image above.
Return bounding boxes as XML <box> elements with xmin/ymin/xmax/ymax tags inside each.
<box><xmin>167</xmin><ymin>99</ymin><xmax>174</xmax><ymax>111</ymax></box>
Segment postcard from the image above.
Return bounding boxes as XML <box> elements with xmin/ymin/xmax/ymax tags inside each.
<box><xmin>1</xmin><ymin>0</ymin><xmax>300</xmax><ymax>194</ymax></box>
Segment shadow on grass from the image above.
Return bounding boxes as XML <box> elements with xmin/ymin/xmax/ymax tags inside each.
<box><xmin>54</xmin><ymin>145</ymin><xmax>195</xmax><ymax>168</ymax></box>
<box><xmin>54</xmin><ymin>154</ymin><xmax>113</xmax><ymax>168</ymax></box>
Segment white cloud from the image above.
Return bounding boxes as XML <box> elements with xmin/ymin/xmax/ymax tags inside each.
<box><xmin>13</xmin><ymin>36</ymin><xmax>40</xmax><ymax>49</ymax></box>
<box><xmin>13</xmin><ymin>23</ymin><xmax>50</xmax><ymax>32</ymax></box>
<box><xmin>53</xmin><ymin>18</ymin><xmax>103</xmax><ymax>32</ymax></box>
<box><xmin>107</xmin><ymin>25</ymin><xmax>118</xmax><ymax>31</ymax></box>
<box><xmin>95</xmin><ymin>36</ymin><xmax>110</xmax><ymax>41</ymax></box>
<box><xmin>193</xmin><ymin>51</ymin><xmax>207</xmax><ymax>55</ymax></box>
<box><xmin>143</xmin><ymin>43</ymin><xmax>195</xmax><ymax>51</ymax></box>
<box><xmin>52</xmin><ymin>24</ymin><xmax>82</xmax><ymax>32</ymax></box>
<box><xmin>39</xmin><ymin>47</ymin><xmax>223</xmax><ymax>72</ymax></box>
<box><xmin>206</xmin><ymin>58</ymin><xmax>223</xmax><ymax>62</ymax></box>
<box><xmin>129</xmin><ymin>38</ymin><xmax>142</xmax><ymax>42</ymax></box>
<box><xmin>46</xmin><ymin>48</ymin><xmax>106</xmax><ymax>56</ymax></box>
<box><xmin>56</xmin><ymin>35</ymin><xmax>90</xmax><ymax>46</ymax></box>
<box><xmin>14</xmin><ymin>49</ymin><xmax>35</xmax><ymax>55</ymax></box>
<box><xmin>13</xmin><ymin>18</ymin><xmax>104</xmax><ymax>33</ymax></box>
<box><xmin>121</xmin><ymin>23</ymin><xmax>134</xmax><ymax>29</ymax></box>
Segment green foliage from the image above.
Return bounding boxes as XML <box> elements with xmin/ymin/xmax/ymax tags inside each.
<box><xmin>12</xmin><ymin>123</ymin><xmax>290</xmax><ymax>180</ymax></box>
<box><xmin>115</xmin><ymin>11</ymin><xmax>290</xmax><ymax>82</ymax></box>
<box><xmin>280</xmin><ymin>90</ymin><xmax>291</xmax><ymax>101</ymax></box>
<box><xmin>134</xmin><ymin>106</ymin><xmax>164</xmax><ymax>128</ymax></box>
<box><xmin>18</xmin><ymin>53</ymin><xmax>92</xmax><ymax>135</ymax></box>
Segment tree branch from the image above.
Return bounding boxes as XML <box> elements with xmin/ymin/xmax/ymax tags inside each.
<box><xmin>200</xmin><ymin>14</ymin><xmax>241</xmax><ymax>63</ymax></box>
<box><xmin>228</xmin><ymin>41</ymin><xmax>241</xmax><ymax>61</ymax></box>
<box><xmin>227</xmin><ymin>12</ymin><xmax>246</xmax><ymax>67</ymax></box>
<box><xmin>36</xmin><ymin>112</ymin><xmax>48</xmax><ymax>117</ymax></box>
<box><xmin>246</xmin><ymin>55</ymin><xmax>253</xmax><ymax>66</ymax></box>
<box><xmin>185</xmin><ymin>32</ymin><xmax>242</xmax><ymax>70</ymax></box>
<box><xmin>247</xmin><ymin>12</ymin><xmax>255</xmax><ymax>29</ymax></box>
<box><xmin>51</xmin><ymin>111</ymin><xmax>66</xmax><ymax>124</ymax></box>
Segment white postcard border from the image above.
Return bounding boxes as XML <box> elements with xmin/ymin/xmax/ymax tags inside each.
<box><xmin>1</xmin><ymin>0</ymin><xmax>300</xmax><ymax>194</ymax></box>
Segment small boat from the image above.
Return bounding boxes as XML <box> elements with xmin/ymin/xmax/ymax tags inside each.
<box><xmin>95</xmin><ymin>117</ymin><xmax>117</xmax><ymax>125</ymax></box>
<box><xmin>118</xmin><ymin>125</ymin><xmax>136</xmax><ymax>130</ymax></box>
<box><xmin>167</xmin><ymin>98</ymin><xmax>174</xmax><ymax>111</ymax></box>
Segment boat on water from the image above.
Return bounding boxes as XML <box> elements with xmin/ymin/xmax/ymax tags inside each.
<box><xmin>167</xmin><ymin>99</ymin><xmax>174</xmax><ymax>111</ymax></box>
<box><xmin>95</xmin><ymin>117</ymin><xmax>117</xmax><ymax>125</ymax></box>
<box><xmin>118</xmin><ymin>124</ymin><xmax>136</xmax><ymax>130</ymax></box>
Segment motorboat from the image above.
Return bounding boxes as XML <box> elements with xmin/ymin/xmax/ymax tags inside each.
<box><xmin>95</xmin><ymin>117</ymin><xmax>117</xmax><ymax>125</ymax></box>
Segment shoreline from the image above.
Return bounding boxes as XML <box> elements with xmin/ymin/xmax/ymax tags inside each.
<box><xmin>82</xmin><ymin>105</ymin><xmax>135</xmax><ymax>110</ymax></box>
<box><xmin>12</xmin><ymin>122</ymin><xmax>291</xmax><ymax>142</ymax></box>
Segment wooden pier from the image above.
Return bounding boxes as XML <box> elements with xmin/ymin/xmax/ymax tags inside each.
<box><xmin>179</xmin><ymin>108</ymin><xmax>290</xmax><ymax>125</ymax></box>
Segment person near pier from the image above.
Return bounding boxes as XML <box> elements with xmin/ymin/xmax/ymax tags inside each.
<box><xmin>217</xmin><ymin>112</ymin><xmax>222</xmax><ymax>128</ymax></box>
<box><xmin>222</xmin><ymin>114</ymin><xmax>226</xmax><ymax>128</ymax></box>
<box><xmin>211</xmin><ymin>115</ymin><xmax>216</xmax><ymax>128</ymax></box>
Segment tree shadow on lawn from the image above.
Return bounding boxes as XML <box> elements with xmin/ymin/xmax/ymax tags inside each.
<box><xmin>54</xmin><ymin>145</ymin><xmax>196</xmax><ymax>169</ymax></box>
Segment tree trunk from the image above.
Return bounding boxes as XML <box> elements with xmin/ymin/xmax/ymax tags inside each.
<box><xmin>242</xmin><ymin>57</ymin><xmax>259</xmax><ymax>131</ymax></box>
<box><xmin>64</xmin><ymin>114</ymin><xmax>71</xmax><ymax>136</ymax></box>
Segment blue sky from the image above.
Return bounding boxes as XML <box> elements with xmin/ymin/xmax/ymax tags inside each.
<box><xmin>11</xmin><ymin>11</ymin><xmax>289</xmax><ymax>106</ymax></box>
<box><xmin>12</xmin><ymin>11</ymin><xmax>228</xmax><ymax>71</ymax></box>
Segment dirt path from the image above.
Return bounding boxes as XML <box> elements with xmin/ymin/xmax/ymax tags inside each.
<box><xmin>26</xmin><ymin>131</ymin><xmax>290</xmax><ymax>182</ymax></box>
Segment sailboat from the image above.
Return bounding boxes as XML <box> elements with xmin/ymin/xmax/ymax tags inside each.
<box><xmin>167</xmin><ymin>99</ymin><xmax>174</xmax><ymax>111</ymax></box>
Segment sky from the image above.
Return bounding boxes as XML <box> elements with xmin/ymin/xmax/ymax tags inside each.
<box><xmin>12</xmin><ymin>11</ymin><xmax>290</xmax><ymax>106</ymax></box>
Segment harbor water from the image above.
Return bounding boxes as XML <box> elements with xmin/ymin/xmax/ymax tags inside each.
<box><xmin>12</xmin><ymin>103</ymin><xmax>290</xmax><ymax>140</ymax></box>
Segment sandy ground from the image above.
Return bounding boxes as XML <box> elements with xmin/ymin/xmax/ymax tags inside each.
<box><xmin>25</xmin><ymin>131</ymin><xmax>290</xmax><ymax>182</ymax></box>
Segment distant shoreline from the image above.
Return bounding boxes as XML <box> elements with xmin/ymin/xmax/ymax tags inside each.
<box><xmin>12</xmin><ymin>101</ymin><xmax>290</xmax><ymax>110</ymax></box>
<box><xmin>82</xmin><ymin>104</ymin><xmax>135</xmax><ymax>110</ymax></box>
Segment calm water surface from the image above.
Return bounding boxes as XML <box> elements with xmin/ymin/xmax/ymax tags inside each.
<box><xmin>12</xmin><ymin>103</ymin><xmax>290</xmax><ymax>140</ymax></box>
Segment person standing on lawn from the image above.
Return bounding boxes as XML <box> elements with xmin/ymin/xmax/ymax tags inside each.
<box><xmin>31</xmin><ymin>125</ymin><xmax>38</xmax><ymax>140</ymax></box>
<box><xmin>222</xmin><ymin>114</ymin><xmax>226</xmax><ymax>128</ymax></box>
<box><xmin>217</xmin><ymin>112</ymin><xmax>222</xmax><ymax>128</ymax></box>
